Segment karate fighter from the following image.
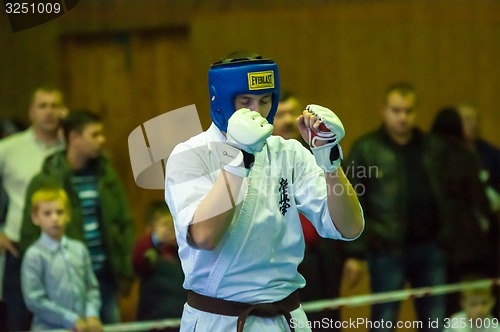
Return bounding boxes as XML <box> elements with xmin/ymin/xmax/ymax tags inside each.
<box><xmin>165</xmin><ymin>52</ymin><xmax>364</xmax><ymax>332</ymax></box>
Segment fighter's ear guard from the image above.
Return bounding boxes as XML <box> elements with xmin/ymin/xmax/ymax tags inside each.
<box><xmin>209</xmin><ymin>85</ymin><xmax>226</xmax><ymax>131</ymax></box>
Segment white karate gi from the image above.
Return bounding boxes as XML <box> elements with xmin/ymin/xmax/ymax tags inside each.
<box><xmin>165</xmin><ymin>123</ymin><xmax>362</xmax><ymax>331</ymax></box>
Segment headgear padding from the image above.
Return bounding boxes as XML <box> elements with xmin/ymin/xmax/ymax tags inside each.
<box><xmin>208</xmin><ymin>56</ymin><xmax>280</xmax><ymax>132</ymax></box>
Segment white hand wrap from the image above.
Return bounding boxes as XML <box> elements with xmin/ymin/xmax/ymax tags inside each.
<box><xmin>226</xmin><ymin>108</ymin><xmax>274</xmax><ymax>154</ymax></box>
<box><xmin>306</xmin><ymin>104</ymin><xmax>345</xmax><ymax>173</ymax></box>
<box><xmin>311</xmin><ymin>144</ymin><xmax>344</xmax><ymax>173</ymax></box>
<box><xmin>224</xmin><ymin>164</ymin><xmax>250</xmax><ymax>178</ymax></box>
<box><xmin>218</xmin><ymin>144</ymin><xmax>249</xmax><ymax>178</ymax></box>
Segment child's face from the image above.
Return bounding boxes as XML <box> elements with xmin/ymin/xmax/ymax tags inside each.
<box><xmin>153</xmin><ymin>214</ymin><xmax>176</xmax><ymax>246</ymax></box>
<box><xmin>32</xmin><ymin>200</ymin><xmax>68</xmax><ymax>241</ymax></box>
<box><xmin>461</xmin><ymin>292</ymin><xmax>495</xmax><ymax>321</ymax></box>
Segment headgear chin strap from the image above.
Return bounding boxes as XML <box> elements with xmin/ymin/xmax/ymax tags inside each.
<box><xmin>208</xmin><ymin>57</ymin><xmax>280</xmax><ymax>132</ymax></box>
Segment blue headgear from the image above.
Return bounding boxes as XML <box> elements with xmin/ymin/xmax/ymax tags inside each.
<box><xmin>208</xmin><ymin>56</ymin><xmax>280</xmax><ymax>132</ymax></box>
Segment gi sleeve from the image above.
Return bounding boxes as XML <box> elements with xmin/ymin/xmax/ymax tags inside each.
<box><xmin>165</xmin><ymin>143</ymin><xmax>216</xmax><ymax>248</ymax></box>
<box><xmin>293</xmin><ymin>142</ymin><xmax>362</xmax><ymax>241</ymax></box>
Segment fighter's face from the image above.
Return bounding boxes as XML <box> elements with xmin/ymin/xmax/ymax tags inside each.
<box><xmin>383</xmin><ymin>91</ymin><xmax>416</xmax><ymax>137</ymax></box>
<box><xmin>152</xmin><ymin>213</ymin><xmax>177</xmax><ymax>246</ymax></box>
<box><xmin>234</xmin><ymin>93</ymin><xmax>273</xmax><ymax>119</ymax></box>
<box><xmin>273</xmin><ymin>97</ymin><xmax>301</xmax><ymax>140</ymax></box>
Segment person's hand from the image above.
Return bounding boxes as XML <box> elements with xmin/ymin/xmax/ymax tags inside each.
<box><xmin>56</xmin><ymin>106</ymin><xmax>70</xmax><ymax>141</ymax></box>
<box><xmin>297</xmin><ymin>104</ymin><xmax>345</xmax><ymax>148</ymax></box>
<box><xmin>226</xmin><ymin>108</ymin><xmax>274</xmax><ymax>154</ymax></box>
<box><xmin>72</xmin><ymin>318</ymin><xmax>88</xmax><ymax>332</ymax></box>
<box><xmin>86</xmin><ymin>316</ymin><xmax>103</xmax><ymax>332</ymax></box>
<box><xmin>297</xmin><ymin>104</ymin><xmax>345</xmax><ymax>172</ymax></box>
<box><xmin>343</xmin><ymin>258</ymin><xmax>365</xmax><ymax>289</ymax></box>
<box><xmin>0</xmin><ymin>232</ymin><xmax>19</xmax><ymax>257</ymax></box>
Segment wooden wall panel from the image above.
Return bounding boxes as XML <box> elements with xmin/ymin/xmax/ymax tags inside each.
<box><xmin>191</xmin><ymin>1</ymin><xmax>500</xmax><ymax>155</ymax></box>
<box><xmin>61</xmin><ymin>29</ymin><xmax>194</xmax><ymax>320</ymax></box>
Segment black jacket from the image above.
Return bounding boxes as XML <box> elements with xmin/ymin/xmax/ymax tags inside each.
<box><xmin>424</xmin><ymin>134</ymin><xmax>495</xmax><ymax>267</ymax></box>
<box><xmin>344</xmin><ymin>126</ymin><xmax>439</xmax><ymax>258</ymax></box>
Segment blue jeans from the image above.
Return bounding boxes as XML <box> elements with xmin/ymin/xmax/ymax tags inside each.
<box><xmin>367</xmin><ymin>241</ymin><xmax>446</xmax><ymax>332</ymax></box>
<box><xmin>95</xmin><ymin>269</ymin><xmax>121</xmax><ymax>324</ymax></box>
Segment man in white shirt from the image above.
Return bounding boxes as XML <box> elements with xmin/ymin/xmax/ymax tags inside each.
<box><xmin>165</xmin><ymin>52</ymin><xmax>364</xmax><ymax>332</ymax></box>
<box><xmin>0</xmin><ymin>86</ymin><xmax>66</xmax><ymax>331</ymax></box>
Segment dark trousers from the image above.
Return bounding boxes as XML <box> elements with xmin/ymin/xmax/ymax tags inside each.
<box><xmin>0</xmin><ymin>300</ymin><xmax>8</xmax><ymax>332</ymax></box>
<box><xmin>299</xmin><ymin>238</ymin><xmax>343</xmax><ymax>332</ymax></box>
<box><xmin>94</xmin><ymin>268</ymin><xmax>121</xmax><ymax>324</ymax></box>
<box><xmin>3</xmin><ymin>251</ymin><xmax>31</xmax><ymax>332</ymax></box>
<box><xmin>367</xmin><ymin>241</ymin><xmax>446</xmax><ymax>332</ymax></box>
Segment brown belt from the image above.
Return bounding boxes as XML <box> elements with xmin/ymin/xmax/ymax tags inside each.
<box><xmin>187</xmin><ymin>290</ymin><xmax>300</xmax><ymax>332</ymax></box>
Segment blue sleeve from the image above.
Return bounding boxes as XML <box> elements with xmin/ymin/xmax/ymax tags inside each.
<box><xmin>21</xmin><ymin>247</ymin><xmax>80</xmax><ymax>329</ymax></box>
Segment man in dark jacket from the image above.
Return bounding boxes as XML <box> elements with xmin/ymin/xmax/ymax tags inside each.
<box><xmin>20</xmin><ymin>110</ymin><xmax>135</xmax><ymax>324</ymax></box>
<box><xmin>343</xmin><ymin>83</ymin><xmax>446</xmax><ymax>332</ymax></box>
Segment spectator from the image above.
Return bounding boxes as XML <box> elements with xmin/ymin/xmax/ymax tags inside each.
<box><xmin>20</xmin><ymin>110</ymin><xmax>135</xmax><ymax>324</ymax></box>
<box><xmin>21</xmin><ymin>186</ymin><xmax>102</xmax><ymax>332</ymax></box>
<box><xmin>132</xmin><ymin>201</ymin><xmax>185</xmax><ymax>320</ymax></box>
<box><xmin>344</xmin><ymin>82</ymin><xmax>446</xmax><ymax>331</ymax></box>
<box><xmin>273</xmin><ymin>91</ymin><xmax>303</xmax><ymax>141</ymax></box>
<box><xmin>425</xmin><ymin>107</ymin><xmax>496</xmax><ymax>315</ymax></box>
<box><xmin>458</xmin><ymin>103</ymin><xmax>500</xmax><ymax>194</ymax></box>
<box><xmin>0</xmin><ymin>86</ymin><xmax>66</xmax><ymax>331</ymax></box>
<box><xmin>444</xmin><ymin>277</ymin><xmax>499</xmax><ymax>332</ymax></box>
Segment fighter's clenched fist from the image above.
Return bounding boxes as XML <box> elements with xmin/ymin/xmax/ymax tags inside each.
<box><xmin>226</xmin><ymin>108</ymin><xmax>274</xmax><ymax>154</ymax></box>
<box><xmin>297</xmin><ymin>104</ymin><xmax>345</xmax><ymax>172</ymax></box>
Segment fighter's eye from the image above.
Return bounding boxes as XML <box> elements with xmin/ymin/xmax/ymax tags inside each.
<box><xmin>236</xmin><ymin>97</ymin><xmax>251</xmax><ymax>106</ymax></box>
<box><xmin>260</xmin><ymin>98</ymin><xmax>271</xmax><ymax>106</ymax></box>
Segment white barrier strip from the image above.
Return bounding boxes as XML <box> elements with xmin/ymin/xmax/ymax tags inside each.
<box><xmin>47</xmin><ymin>278</ymin><xmax>500</xmax><ymax>331</ymax></box>
<box><xmin>302</xmin><ymin>278</ymin><xmax>500</xmax><ymax>313</ymax></box>
<box><xmin>103</xmin><ymin>318</ymin><xmax>182</xmax><ymax>332</ymax></box>
<box><xmin>49</xmin><ymin>318</ymin><xmax>182</xmax><ymax>332</ymax></box>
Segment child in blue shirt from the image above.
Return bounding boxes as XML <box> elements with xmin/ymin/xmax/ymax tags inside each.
<box><xmin>21</xmin><ymin>186</ymin><xmax>102</xmax><ymax>331</ymax></box>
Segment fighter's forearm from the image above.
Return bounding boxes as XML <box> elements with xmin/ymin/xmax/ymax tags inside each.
<box><xmin>325</xmin><ymin>167</ymin><xmax>364</xmax><ymax>239</ymax></box>
<box><xmin>189</xmin><ymin>170</ymin><xmax>244</xmax><ymax>250</ymax></box>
